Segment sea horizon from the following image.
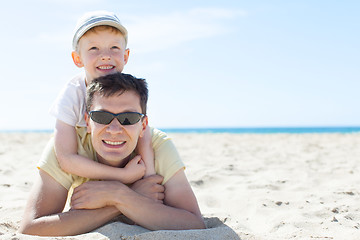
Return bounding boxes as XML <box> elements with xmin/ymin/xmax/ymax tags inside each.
<box><xmin>2</xmin><ymin>126</ymin><xmax>360</xmax><ymax>134</ymax></box>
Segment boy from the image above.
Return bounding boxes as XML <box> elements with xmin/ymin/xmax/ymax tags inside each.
<box><xmin>51</xmin><ymin>11</ymin><xmax>155</xmax><ymax>183</ymax></box>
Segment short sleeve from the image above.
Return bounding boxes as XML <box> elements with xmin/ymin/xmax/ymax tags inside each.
<box><xmin>37</xmin><ymin>127</ymin><xmax>94</xmax><ymax>191</ymax></box>
<box><xmin>49</xmin><ymin>74</ymin><xmax>87</xmax><ymax>127</ymax></box>
<box><xmin>151</xmin><ymin>128</ymin><xmax>185</xmax><ymax>184</ymax></box>
<box><xmin>37</xmin><ymin>137</ymin><xmax>74</xmax><ymax>190</ymax></box>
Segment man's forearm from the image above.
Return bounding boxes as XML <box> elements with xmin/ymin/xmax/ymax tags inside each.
<box><xmin>20</xmin><ymin>206</ymin><xmax>120</xmax><ymax>236</ymax></box>
<box><xmin>69</xmin><ymin>175</ymin><xmax>205</xmax><ymax>231</ymax></box>
<box><xmin>113</xmin><ymin>185</ymin><xmax>205</xmax><ymax>230</ymax></box>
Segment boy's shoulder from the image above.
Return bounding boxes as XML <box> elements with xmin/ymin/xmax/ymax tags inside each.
<box><xmin>59</xmin><ymin>73</ymin><xmax>87</xmax><ymax>95</ymax></box>
<box><xmin>67</xmin><ymin>73</ymin><xmax>86</xmax><ymax>86</ymax></box>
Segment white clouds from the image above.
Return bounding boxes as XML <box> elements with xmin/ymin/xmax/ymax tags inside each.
<box><xmin>125</xmin><ymin>8</ymin><xmax>245</xmax><ymax>53</ymax></box>
<box><xmin>28</xmin><ymin>7</ymin><xmax>245</xmax><ymax>53</ymax></box>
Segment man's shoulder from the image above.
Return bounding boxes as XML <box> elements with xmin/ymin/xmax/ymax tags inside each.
<box><xmin>150</xmin><ymin>127</ymin><xmax>185</xmax><ymax>184</ymax></box>
<box><xmin>151</xmin><ymin>127</ymin><xmax>170</xmax><ymax>146</ymax></box>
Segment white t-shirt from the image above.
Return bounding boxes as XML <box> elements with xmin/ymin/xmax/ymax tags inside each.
<box><xmin>49</xmin><ymin>73</ymin><xmax>87</xmax><ymax>127</ymax></box>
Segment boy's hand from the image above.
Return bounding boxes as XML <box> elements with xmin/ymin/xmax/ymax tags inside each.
<box><xmin>122</xmin><ymin>155</ymin><xmax>146</xmax><ymax>183</ymax></box>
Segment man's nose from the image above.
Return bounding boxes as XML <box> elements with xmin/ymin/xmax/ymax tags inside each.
<box><xmin>106</xmin><ymin>118</ymin><xmax>123</xmax><ymax>133</ymax></box>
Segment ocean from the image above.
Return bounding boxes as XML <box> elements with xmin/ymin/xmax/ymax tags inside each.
<box><xmin>4</xmin><ymin>127</ymin><xmax>360</xmax><ymax>134</ymax></box>
<box><xmin>161</xmin><ymin>127</ymin><xmax>360</xmax><ymax>134</ymax></box>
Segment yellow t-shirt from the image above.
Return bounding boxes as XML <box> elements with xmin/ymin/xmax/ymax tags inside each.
<box><xmin>37</xmin><ymin>127</ymin><xmax>185</xmax><ymax>191</ymax></box>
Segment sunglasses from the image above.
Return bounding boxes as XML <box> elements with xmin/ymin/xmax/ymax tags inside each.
<box><xmin>89</xmin><ymin>111</ymin><xmax>145</xmax><ymax>125</ymax></box>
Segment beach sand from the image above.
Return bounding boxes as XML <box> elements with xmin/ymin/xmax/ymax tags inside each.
<box><xmin>1</xmin><ymin>132</ymin><xmax>360</xmax><ymax>239</ymax></box>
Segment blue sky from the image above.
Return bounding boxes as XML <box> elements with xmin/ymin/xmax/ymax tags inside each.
<box><xmin>0</xmin><ymin>0</ymin><xmax>359</xmax><ymax>130</ymax></box>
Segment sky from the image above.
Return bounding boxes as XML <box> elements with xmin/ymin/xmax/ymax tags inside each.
<box><xmin>0</xmin><ymin>0</ymin><xmax>359</xmax><ymax>130</ymax></box>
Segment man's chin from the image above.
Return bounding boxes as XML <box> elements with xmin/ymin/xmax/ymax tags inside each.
<box><xmin>96</xmin><ymin>152</ymin><xmax>131</xmax><ymax>168</ymax></box>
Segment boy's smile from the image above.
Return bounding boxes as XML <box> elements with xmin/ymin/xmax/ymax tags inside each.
<box><xmin>97</xmin><ymin>64</ymin><xmax>116</xmax><ymax>75</ymax></box>
<box><xmin>97</xmin><ymin>65</ymin><xmax>115</xmax><ymax>70</ymax></box>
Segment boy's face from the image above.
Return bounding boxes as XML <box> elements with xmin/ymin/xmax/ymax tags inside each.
<box><xmin>85</xmin><ymin>90</ymin><xmax>147</xmax><ymax>168</ymax></box>
<box><xmin>72</xmin><ymin>28</ymin><xmax>130</xmax><ymax>83</ymax></box>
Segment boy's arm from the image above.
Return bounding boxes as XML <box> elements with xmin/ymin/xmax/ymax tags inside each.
<box><xmin>19</xmin><ymin>169</ymin><xmax>120</xmax><ymax>236</ymax></box>
<box><xmin>137</xmin><ymin>125</ymin><xmax>156</xmax><ymax>177</ymax></box>
<box><xmin>54</xmin><ymin>120</ymin><xmax>144</xmax><ymax>183</ymax></box>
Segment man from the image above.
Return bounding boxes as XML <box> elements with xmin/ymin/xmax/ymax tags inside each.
<box><xmin>19</xmin><ymin>73</ymin><xmax>205</xmax><ymax>236</ymax></box>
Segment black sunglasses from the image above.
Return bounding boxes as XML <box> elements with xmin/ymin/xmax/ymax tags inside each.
<box><xmin>89</xmin><ymin>111</ymin><xmax>145</xmax><ymax>125</ymax></box>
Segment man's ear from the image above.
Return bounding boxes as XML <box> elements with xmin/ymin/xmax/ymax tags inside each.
<box><xmin>139</xmin><ymin>115</ymin><xmax>148</xmax><ymax>138</ymax></box>
<box><xmin>71</xmin><ymin>51</ymin><xmax>84</xmax><ymax>68</ymax></box>
<box><xmin>85</xmin><ymin>112</ymin><xmax>91</xmax><ymax>133</ymax></box>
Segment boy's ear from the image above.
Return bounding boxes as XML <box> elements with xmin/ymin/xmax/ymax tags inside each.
<box><xmin>123</xmin><ymin>48</ymin><xmax>130</xmax><ymax>65</ymax></box>
<box><xmin>71</xmin><ymin>51</ymin><xmax>84</xmax><ymax>68</ymax></box>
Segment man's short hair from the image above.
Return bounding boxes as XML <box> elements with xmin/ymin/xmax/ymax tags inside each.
<box><xmin>86</xmin><ymin>73</ymin><xmax>148</xmax><ymax>114</ymax></box>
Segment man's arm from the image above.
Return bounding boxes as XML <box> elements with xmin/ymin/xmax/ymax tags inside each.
<box><xmin>71</xmin><ymin>169</ymin><xmax>205</xmax><ymax>230</ymax></box>
<box><xmin>19</xmin><ymin>170</ymin><xmax>120</xmax><ymax>236</ymax></box>
<box><xmin>118</xmin><ymin>168</ymin><xmax>205</xmax><ymax>230</ymax></box>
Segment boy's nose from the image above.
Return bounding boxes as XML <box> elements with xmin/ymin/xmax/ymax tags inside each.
<box><xmin>100</xmin><ymin>51</ymin><xmax>111</xmax><ymax>61</ymax></box>
<box><xmin>101</xmin><ymin>54</ymin><xmax>111</xmax><ymax>61</ymax></box>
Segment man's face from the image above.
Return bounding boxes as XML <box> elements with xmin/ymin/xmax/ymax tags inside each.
<box><xmin>86</xmin><ymin>90</ymin><xmax>147</xmax><ymax>167</ymax></box>
<box><xmin>73</xmin><ymin>28</ymin><xmax>130</xmax><ymax>84</ymax></box>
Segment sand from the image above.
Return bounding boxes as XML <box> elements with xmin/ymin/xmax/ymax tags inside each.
<box><xmin>1</xmin><ymin>132</ymin><xmax>360</xmax><ymax>239</ymax></box>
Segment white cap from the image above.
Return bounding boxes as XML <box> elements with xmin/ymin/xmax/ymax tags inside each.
<box><xmin>72</xmin><ymin>10</ymin><xmax>128</xmax><ymax>50</ymax></box>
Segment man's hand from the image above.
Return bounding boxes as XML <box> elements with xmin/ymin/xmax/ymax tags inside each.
<box><xmin>71</xmin><ymin>174</ymin><xmax>165</xmax><ymax>210</ymax></box>
<box><xmin>131</xmin><ymin>175</ymin><xmax>165</xmax><ymax>203</ymax></box>
<box><xmin>71</xmin><ymin>181</ymin><xmax>123</xmax><ymax>210</ymax></box>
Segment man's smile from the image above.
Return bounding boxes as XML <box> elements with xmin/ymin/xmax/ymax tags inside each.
<box><xmin>102</xmin><ymin>140</ymin><xmax>125</xmax><ymax>147</ymax></box>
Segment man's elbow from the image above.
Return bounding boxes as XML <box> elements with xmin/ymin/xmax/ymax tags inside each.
<box><xmin>18</xmin><ymin>222</ymin><xmax>34</xmax><ymax>235</ymax></box>
<box><xmin>18</xmin><ymin>223</ymin><xmax>57</xmax><ymax>237</ymax></box>
<box><xmin>176</xmin><ymin>215</ymin><xmax>206</xmax><ymax>230</ymax></box>
<box><xmin>177</xmin><ymin>218</ymin><xmax>206</xmax><ymax>230</ymax></box>
<box><xmin>179</xmin><ymin>213</ymin><xmax>206</xmax><ymax>230</ymax></box>
<box><xmin>18</xmin><ymin>220</ymin><xmax>47</xmax><ymax>236</ymax></box>
<box><xmin>194</xmin><ymin>216</ymin><xmax>206</xmax><ymax>229</ymax></box>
